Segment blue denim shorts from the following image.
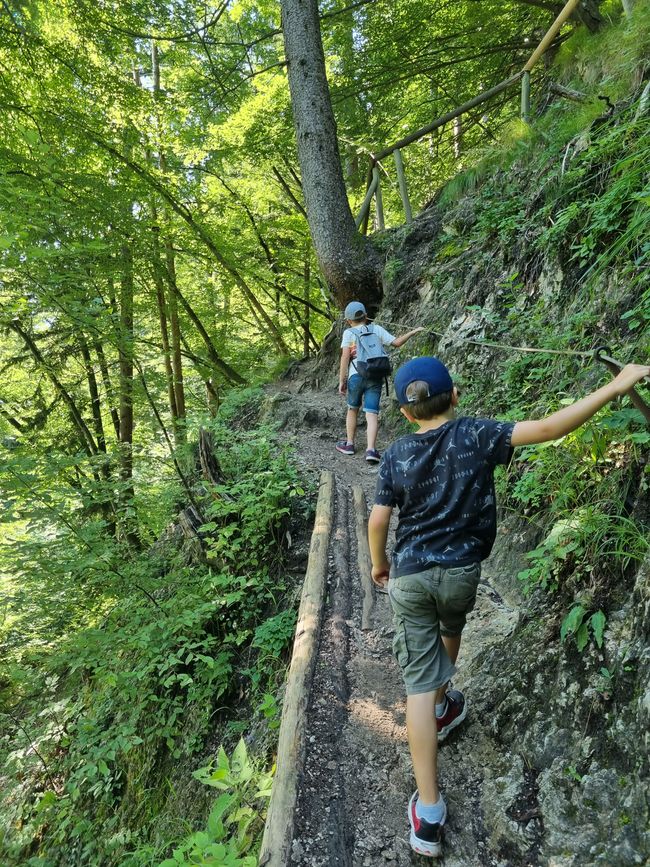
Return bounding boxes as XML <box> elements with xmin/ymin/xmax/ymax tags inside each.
<box><xmin>388</xmin><ymin>563</ymin><xmax>481</xmax><ymax>694</ymax></box>
<box><xmin>347</xmin><ymin>373</ymin><xmax>382</xmax><ymax>414</ymax></box>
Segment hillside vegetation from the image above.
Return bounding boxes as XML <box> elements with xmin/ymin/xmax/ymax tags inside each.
<box><xmin>1</xmin><ymin>2</ymin><xmax>649</xmax><ymax>865</ymax></box>
<box><xmin>368</xmin><ymin>7</ymin><xmax>650</xmax><ymax>862</ymax></box>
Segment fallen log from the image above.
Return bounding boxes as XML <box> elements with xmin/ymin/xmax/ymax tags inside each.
<box><xmin>259</xmin><ymin>470</ymin><xmax>335</xmax><ymax>867</ymax></box>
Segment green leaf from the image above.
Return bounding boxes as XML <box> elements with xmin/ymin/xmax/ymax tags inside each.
<box><xmin>207</xmin><ymin>793</ymin><xmax>235</xmax><ymax>836</ymax></box>
<box><xmin>560</xmin><ymin>605</ymin><xmax>586</xmax><ymax>642</ymax></box>
<box><xmin>231</xmin><ymin>737</ymin><xmax>249</xmax><ymax>779</ymax></box>
<box><xmin>576</xmin><ymin>623</ymin><xmax>589</xmax><ymax>652</ymax></box>
<box><xmin>589</xmin><ymin>610</ymin><xmax>606</xmax><ymax>648</ymax></box>
<box><xmin>35</xmin><ymin>791</ymin><xmax>57</xmax><ymax>812</ymax></box>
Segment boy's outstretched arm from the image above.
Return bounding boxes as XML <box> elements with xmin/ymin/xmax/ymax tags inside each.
<box><xmin>368</xmin><ymin>504</ymin><xmax>393</xmax><ymax>587</ymax></box>
<box><xmin>511</xmin><ymin>363</ymin><xmax>650</xmax><ymax>447</ymax></box>
<box><xmin>391</xmin><ymin>326</ymin><xmax>425</xmax><ymax>348</ymax></box>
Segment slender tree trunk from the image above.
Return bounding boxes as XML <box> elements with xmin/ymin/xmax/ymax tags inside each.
<box><xmin>206</xmin><ymin>379</ymin><xmax>219</xmax><ymax>416</ymax></box>
<box><xmin>117</xmin><ymin>241</ymin><xmax>139</xmax><ymax>546</ymax></box>
<box><xmin>165</xmin><ymin>240</ymin><xmax>186</xmax><ymax>432</ymax></box>
<box><xmin>93</xmin><ymin>337</ymin><xmax>120</xmax><ymax>440</ymax></box>
<box><xmin>79</xmin><ymin>335</ymin><xmax>116</xmax><ymax>530</ymax></box>
<box><xmin>78</xmin><ymin>336</ymin><xmax>107</xmax><ymax>455</ymax></box>
<box><xmin>280</xmin><ymin>0</ymin><xmax>381</xmax><ymax>309</ymax></box>
<box><xmin>214</xmin><ymin>174</ymin><xmax>292</xmax><ymax>354</ymax></box>
<box><xmin>161</xmin><ymin>264</ymin><xmax>244</xmax><ymax>384</ymax></box>
<box><xmin>453</xmin><ymin>116</ymin><xmax>463</xmax><ymax>159</ymax></box>
<box><xmin>151</xmin><ymin>224</ymin><xmax>180</xmax><ymax>438</ymax></box>
<box><xmin>150</xmin><ymin>41</ymin><xmax>187</xmax><ymax>445</ymax></box>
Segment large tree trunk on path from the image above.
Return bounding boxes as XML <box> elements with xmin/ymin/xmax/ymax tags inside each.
<box><xmin>280</xmin><ymin>0</ymin><xmax>381</xmax><ymax>311</ymax></box>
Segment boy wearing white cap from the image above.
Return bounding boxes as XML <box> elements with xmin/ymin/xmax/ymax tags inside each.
<box><xmin>337</xmin><ymin>300</ymin><xmax>423</xmax><ymax>463</ymax></box>
<box><xmin>368</xmin><ymin>355</ymin><xmax>650</xmax><ymax>858</ymax></box>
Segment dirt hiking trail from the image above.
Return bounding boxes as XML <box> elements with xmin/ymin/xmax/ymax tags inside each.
<box><xmin>262</xmin><ymin>368</ymin><xmax>540</xmax><ymax>867</ymax></box>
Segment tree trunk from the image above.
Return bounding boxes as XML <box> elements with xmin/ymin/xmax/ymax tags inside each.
<box><xmin>162</xmin><ymin>264</ymin><xmax>245</xmax><ymax>385</ymax></box>
<box><xmin>78</xmin><ymin>335</ymin><xmax>107</xmax><ymax>455</ymax></box>
<box><xmin>150</xmin><ymin>42</ymin><xmax>187</xmax><ymax>444</ymax></box>
<box><xmin>93</xmin><ymin>337</ymin><xmax>120</xmax><ymax>440</ymax></box>
<box><xmin>453</xmin><ymin>116</ymin><xmax>463</xmax><ymax>159</ymax></box>
<box><xmin>117</xmin><ymin>241</ymin><xmax>139</xmax><ymax>546</ymax></box>
<box><xmin>280</xmin><ymin>0</ymin><xmax>381</xmax><ymax>310</ymax></box>
<box><xmin>165</xmin><ymin>240</ymin><xmax>186</xmax><ymax>434</ymax></box>
<box><xmin>79</xmin><ymin>335</ymin><xmax>116</xmax><ymax>530</ymax></box>
<box><xmin>152</xmin><ymin>224</ymin><xmax>180</xmax><ymax>440</ymax></box>
<box><xmin>303</xmin><ymin>249</ymin><xmax>310</xmax><ymax>358</ymax></box>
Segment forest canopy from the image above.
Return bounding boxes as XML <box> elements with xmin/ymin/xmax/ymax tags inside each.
<box><xmin>0</xmin><ymin>0</ymin><xmax>560</xmax><ymax>538</ymax></box>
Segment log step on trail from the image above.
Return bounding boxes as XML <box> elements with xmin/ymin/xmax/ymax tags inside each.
<box><xmin>260</xmin><ymin>453</ymin><xmax>520</xmax><ymax>866</ymax></box>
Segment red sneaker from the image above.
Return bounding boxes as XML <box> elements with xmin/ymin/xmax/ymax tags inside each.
<box><xmin>408</xmin><ymin>790</ymin><xmax>446</xmax><ymax>858</ymax></box>
<box><xmin>436</xmin><ymin>689</ymin><xmax>467</xmax><ymax>742</ymax></box>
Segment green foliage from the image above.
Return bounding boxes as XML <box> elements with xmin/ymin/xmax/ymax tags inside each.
<box><xmin>383</xmin><ymin>256</ymin><xmax>405</xmax><ymax>286</ymax></box>
<box><xmin>564</xmin><ymin>765</ymin><xmax>583</xmax><ymax>784</ymax></box>
<box><xmin>535</xmin><ymin>111</ymin><xmax>650</xmax><ymax>279</ymax></box>
<box><xmin>560</xmin><ymin>605</ymin><xmax>606</xmax><ymax>652</ymax></box>
<box><xmin>510</xmin><ymin>403</ymin><xmax>649</xmax><ymax>599</ymax></box>
<box><xmin>252</xmin><ymin>609</ymin><xmax>298</xmax><ymax>659</ymax></box>
<box><xmin>156</xmin><ymin>740</ymin><xmax>273</xmax><ymax>867</ymax></box>
<box><xmin>0</xmin><ymin>405</ymin><xmax>305</xmax><ymax>866</ymax></box>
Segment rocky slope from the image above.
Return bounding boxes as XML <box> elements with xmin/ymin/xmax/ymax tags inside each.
<box><xmin>288</xmin><ymin>76</ymin><xmax>650</xmax><ymax>861</ymax></box>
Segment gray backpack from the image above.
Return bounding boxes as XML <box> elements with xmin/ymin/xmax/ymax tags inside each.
<box><xmin>355</xmin><ymin>325</ymin><xmax>392</xmax><ymax>389</ymax></box>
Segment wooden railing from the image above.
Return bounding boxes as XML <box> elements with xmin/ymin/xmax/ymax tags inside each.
<box><xmin>355</xmin><ymin>0</ymin><xmax>589</xmax><ymax>233</ymax></box>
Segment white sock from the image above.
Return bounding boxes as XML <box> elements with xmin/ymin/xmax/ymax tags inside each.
<box><xmin>435</xmin><ymin>698</ymin><xmax>447</xmax><ymax>718</ymax></box>
<box><xmin>416</xmin><ymin>795</ymin><xmax>446</xmax><ymax>824</ymax></box>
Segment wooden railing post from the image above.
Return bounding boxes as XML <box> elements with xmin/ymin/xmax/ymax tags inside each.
<box><xmin>373</xmin><ymin>166</ymin><xmax>385</xmax><ymax>231</ymax></box>
<box><xmin>521</xmin><ymin>70</ymin><xmax>531</xmax><ymax>121</ymax></box>
<box><xmin>393</xmin><ymin>148</ymin><xmax>412</xmax><ymax>224</ymax></box>
<box><xmin>355</xmin><ymin>167</ymin><xmax>379</xmax><ymax>231</ymax></box>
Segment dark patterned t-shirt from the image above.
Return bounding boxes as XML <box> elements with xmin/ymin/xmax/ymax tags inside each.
<box><xmin>375</xmin><ymin>417</ymin><xmax>515</xmax><ymax>576</ymax></box>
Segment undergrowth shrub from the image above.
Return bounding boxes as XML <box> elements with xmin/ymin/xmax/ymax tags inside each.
<box><xmin>500</xmin><ymin>402</ymin><xmax>650</xmax><ymax>651</ymax></box>
<box><xmin>153</xmin><ymin>740</ymin><xmax>272</xmax><ymax>867</ymax></box>
<box><xmin>0</xmin><ymin>388</ymin><xmax>310</xmax><ymax>866</ymax></box>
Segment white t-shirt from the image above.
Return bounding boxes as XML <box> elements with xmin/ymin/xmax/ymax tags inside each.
<box><xmin>341</xmin><ymin>323</ymin><xmax>396</xmax><ymax>376</ymax></box>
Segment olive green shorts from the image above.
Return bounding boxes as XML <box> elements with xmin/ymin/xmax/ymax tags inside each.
<box><xmin>388</xmin><ymin>563</ymin><xmax>481</xmax><ymax>695</ymax></box>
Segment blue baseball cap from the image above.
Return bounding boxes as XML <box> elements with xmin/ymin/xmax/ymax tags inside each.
<box><xmin>344</xmin><ymin>300</ymin><xmax>367</xmax><ymax>321</ymax></box>
<box><xmin>394</xmin><ymin>356</ymin><xmax>453</xmax><ymax>405</ymax></box>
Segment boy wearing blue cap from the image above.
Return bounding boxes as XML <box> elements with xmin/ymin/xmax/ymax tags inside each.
<box><xmin>368</xmin><ymin>355</ymin><xmax>650</xmax><ymax>858</ymax></box>
<box><xmin>337</xmin><ymin>301</ymin><xmax>424</xmax><ymax>463</ymax></box>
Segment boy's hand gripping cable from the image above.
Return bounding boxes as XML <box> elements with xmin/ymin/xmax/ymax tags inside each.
<box><xmin>593</xmin><ymin>346</ymin><xmax>650</xmax><ymax>425</ymax></box>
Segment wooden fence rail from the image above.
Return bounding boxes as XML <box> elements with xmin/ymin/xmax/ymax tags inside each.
<box><xmin>355</xmin><ymin>0</ymin><xmax>630</xmax><ymax>232</ymax></box>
